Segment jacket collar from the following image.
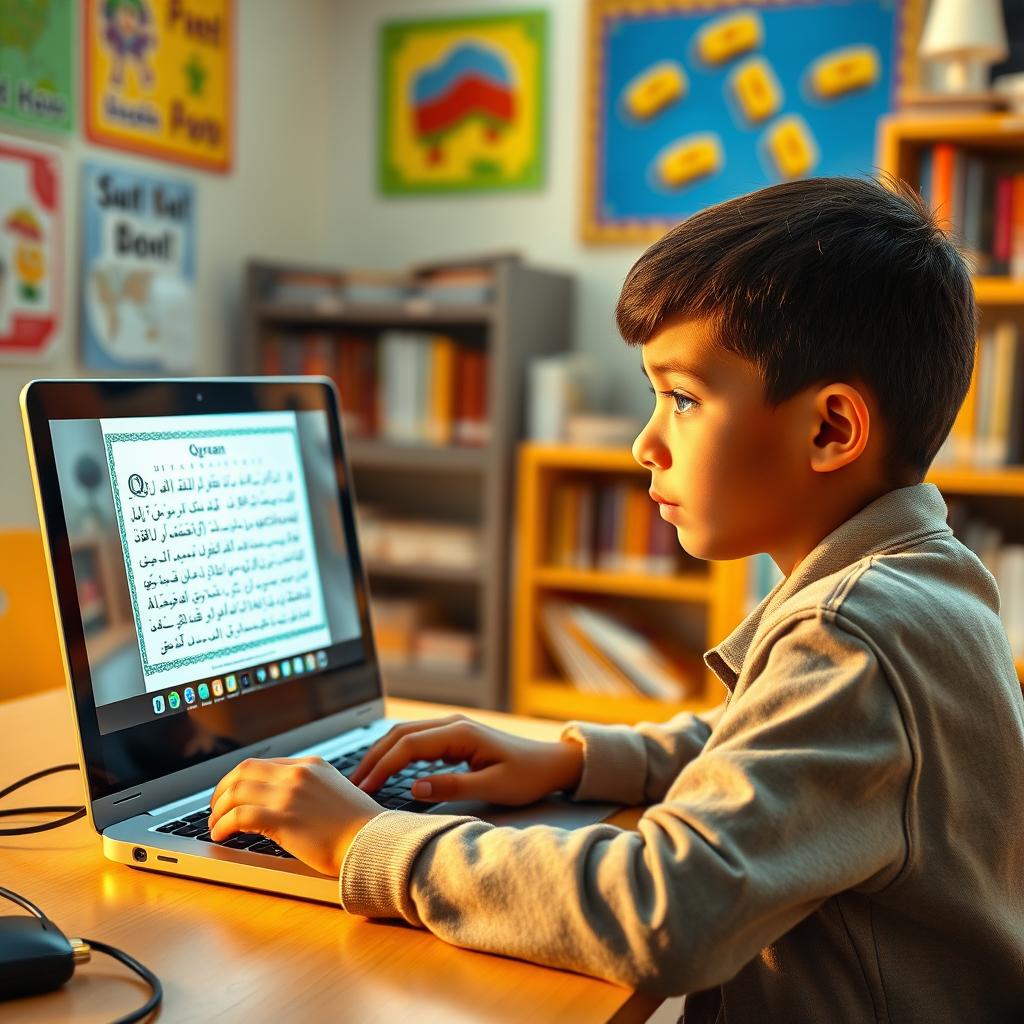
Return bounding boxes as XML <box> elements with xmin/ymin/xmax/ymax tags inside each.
<box><xmin>704</xmin><ymin>483</ymin><xmax>951</xmax><ymax>689</ymax></box>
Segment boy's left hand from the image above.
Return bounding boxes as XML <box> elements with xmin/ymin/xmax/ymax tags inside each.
<box><xmin>208</xmin><ymin>756</ymin><xmax>383</xmax><ymax>876</ymax></box>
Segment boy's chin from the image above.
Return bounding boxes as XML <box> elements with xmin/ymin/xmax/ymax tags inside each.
<box><xmin>675</xmin><ymin>526</ymin><xmax>751</xmax><ymax>563</ymax></box>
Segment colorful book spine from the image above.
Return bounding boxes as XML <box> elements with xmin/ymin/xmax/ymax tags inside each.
<box><xmin>931</xmin><ymin>143</ymin><xmax>956</xmax><ymax>232</ymax></box>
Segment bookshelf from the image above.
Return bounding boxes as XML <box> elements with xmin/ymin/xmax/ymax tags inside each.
<box><xmin>512</xmin><ymin>444</ymin><xmax>747</xmax><ymax>725</ymax></box>
<box><xmin>243</xmin><ymin>257</ymin><xmax>574</xmax><ymax>710</ymax></box>
<box><xmin>880</xmin><ymin>113</ymin><xmax>1024</xmax><ymax>689</ymax></box>
<box><xmin>513</xmin><ymin>445</ymin><xmax>1024</xmax><ymax>727</ymax></box>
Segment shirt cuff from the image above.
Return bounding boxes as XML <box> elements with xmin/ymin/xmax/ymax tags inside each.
<box><xmin>339</xmin><ymin>809</ymin><xmax>480</xmax><ymax>924</ymax></box>
<box><xmin>559</xmin><ymin>721</ymin><xmax>648</xmax><ymax>805</ymax></box>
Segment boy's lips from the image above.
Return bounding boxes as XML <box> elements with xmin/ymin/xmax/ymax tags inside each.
<box><xmin>649</xmin><ymin>488</ymin><xmax>678</xmax><ymax>507</ymax></box>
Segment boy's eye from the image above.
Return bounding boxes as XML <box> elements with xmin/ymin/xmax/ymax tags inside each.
<box><xmin>648</xmin><ymin>384</ymin><xmax>697</xmax><ymax>415</ymax></box>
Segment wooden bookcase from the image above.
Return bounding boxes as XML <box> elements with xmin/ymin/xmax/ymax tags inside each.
<box><xmin>243</xmin><ymin>257</ymin><xmax>574</xmax><ymax>710</ymax></box>
<box><xmin>513</xmin><ymin>445</ymin><xmax>1024</xmax><ymax>725</ymax></box>
<box><xmin>512</xmin><ymin>443</ymin><xmax>748</xmax><ymax>725</ymax></box>
<box><xmin>880</xmin><ymin>113</ymin><xmax>1024</xmax><ymax>687</ymax></box>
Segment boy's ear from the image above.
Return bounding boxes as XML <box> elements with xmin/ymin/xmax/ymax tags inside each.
<box><xmin>808</xmin><ymin>383</ymin><xmax>870</xmax><ymax>473</ymax></box>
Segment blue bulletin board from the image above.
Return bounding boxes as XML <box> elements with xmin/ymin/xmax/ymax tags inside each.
<box><xmin>582</xmin><ymin>0</ymin><xmax>924</xmax><ymax>244</ymax></box>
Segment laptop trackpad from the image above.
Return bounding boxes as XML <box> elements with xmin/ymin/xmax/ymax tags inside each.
<box><xmin>431</xmin><ymin>795</ymin><xmax>621</xmax><ymax>830</ymax></box>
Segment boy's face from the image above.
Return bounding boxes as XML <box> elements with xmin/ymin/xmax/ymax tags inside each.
<box><xmin>633</xmin><ymin>316</ymin><xmax>813</xmax><ymax>563</ymax></box>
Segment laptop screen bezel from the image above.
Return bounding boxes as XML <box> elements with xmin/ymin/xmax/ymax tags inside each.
<box><xmin>21</xmin><ymin>377</ymin><xmax>386</xmax><ymax>831</ymax></box>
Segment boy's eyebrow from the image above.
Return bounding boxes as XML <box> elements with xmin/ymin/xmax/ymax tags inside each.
<box><xmin>641</xmin><ymin>360</ymin><xmax>713</xmax><ymax>388</ymax></box>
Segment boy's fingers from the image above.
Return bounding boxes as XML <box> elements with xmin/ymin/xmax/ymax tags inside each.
<box><xmin>210</xmin><ymin>757</ymin><xmax>279</xmax><ymax>811</ymax></box>
<box><xmin>411</xmin><ymin>765</ymin><xmax>501</xmax><ymax>803</ymax></box>
<box><xmin>208</xmin><ymin>804</ymin><xmax>274</xmax><ymax>842</ymax></box>
<box><xmin>350</xmin><ymin>716</ymin><xmax>464</xmax><ymax>786</ymax></box>
<box><xmin>209</xmin><ymin>778</ymin><xmax>276</xmax><ymax>829</ymax></box>
<box><xmin>358</xmin><ymin>724</ymin><xmax>471</xmax><ymax>794</ymax></box>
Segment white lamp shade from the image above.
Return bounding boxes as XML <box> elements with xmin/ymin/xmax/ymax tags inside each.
<box><xmin>920</xmin><ymin>0</ymin><xmax>1008</xmax><ymax>62</ymax></box>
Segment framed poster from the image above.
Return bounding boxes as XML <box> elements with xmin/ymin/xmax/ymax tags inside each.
<box><xmin>0</xmin><ymin>0</ymin><xmax>74</xmax><ymax>132</ymax></box>
<box><xmin>84</xmin><ymin>0</ymin><xmax>234</xmax><ymax>173</ymax></box>
<box><xmin>82</xmin><ymin>161</ymin><xmax>196</xmax><ymax>371</ymax></box>
<box><xmin>379</xmin><ymin>9</ymin><xmax>547</xmax><ymax>194</ymax></box>
<box><xmin>0</xmin><ymin>139</ymin><xmax>61</xmax><ymax>358</ymax></box>
<box><xmin>583</xmin><ymin>0</ymin><xmax>924</xmax><ymax>244</ymax></box>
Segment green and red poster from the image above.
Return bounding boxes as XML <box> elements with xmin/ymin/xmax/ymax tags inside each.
<box><xmin>0</xmin><ymin>0</ymin><xmax>74</xmax><ymax>133</ymax></box>
<box><xmin>0</xmin><ymin>139</ymin><xmax>62</xmax><ymax>357</ymax></box>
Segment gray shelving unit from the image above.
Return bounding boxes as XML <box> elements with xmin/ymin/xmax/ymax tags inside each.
<box><xmin>242</xmin><ymin>257</ymin><xmax>574</xmax><ymax>710</ymax></box>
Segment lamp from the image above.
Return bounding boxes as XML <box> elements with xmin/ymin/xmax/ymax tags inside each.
<box><xmin>919</xmin><ymin>0</ymin><xmax>1008</xmax><ymax>94</ymax></box>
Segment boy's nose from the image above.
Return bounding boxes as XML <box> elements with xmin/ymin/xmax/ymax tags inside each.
<box><xmin>632</xmin><ymin>421</ymin><xmax>669</xmax><ymax>469</ymax></box>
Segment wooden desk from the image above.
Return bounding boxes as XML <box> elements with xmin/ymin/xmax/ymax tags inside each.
<box><xmin>0</xmin><ymin>688</ymin><xmax>661</xmax><ymax>1023</ymax></box>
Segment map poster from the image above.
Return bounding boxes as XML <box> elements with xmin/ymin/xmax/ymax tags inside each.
<box><xmin>0</xmin><ymin>0</ymin><xmax>74</xmax><ymax>133</ymax></box>
<box><xmin>0</xmin><ymin>139</ymin><xmax>62</xmax><ymax>358</ymax></box>
<box><xmin>379</xmin><ymin>10</ymin><xmax>547</xmax><ymax>193</ymax></box>
<box><xmin>82</xmin><ymin>161</ymin><xmax>196</xmax><ymax>371</ymax></box>
<box><xmin>84</xmin><ymin>0</ymin><xmax>233</xmax><ymax>172</ymax></box>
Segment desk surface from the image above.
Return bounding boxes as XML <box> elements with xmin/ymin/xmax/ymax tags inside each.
<box><xmin>0</xmin><ymin>688</ymin><xmax>660</xmax><ymax>1024</ymax></box>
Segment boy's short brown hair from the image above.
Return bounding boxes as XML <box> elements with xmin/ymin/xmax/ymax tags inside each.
<box><xmin>616</xmin><ymin>176</ymin><xmax>976</xmax><ymax>479</ymax></box>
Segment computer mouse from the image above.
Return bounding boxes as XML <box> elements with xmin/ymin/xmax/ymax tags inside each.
<box><xmin>0</xmin><ymin>916</ymin><xmax>75</xmax><ymax>1000</ymax></box>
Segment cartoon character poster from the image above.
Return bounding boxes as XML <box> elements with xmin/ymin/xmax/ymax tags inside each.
<box><xmin>583</xmin><ymin>0</ymin><xmax>924</xmax><ymax>244</ymax></box>
<box><xmin>379</xmin><ymin>10</ymin><xmax>547</xmax><ymax>194</ymax></box>
<box><xmin>84</xmin><ymin>0</ymin><xmax>233</xmax><ymax>172</ymax></box>
<box><xmin>0</xmin><ymin>0</ymin><xmax>74</xmax><ymax>133</ymax></box>
<box><xmin>0</xmin><ymin>140</ymin><xmax>61</xmax><ymax>358</ymax></box>
<box><xmin>82</xmin><ymin>161</ymin><xmax>196</xmax><ymax>371</ymax></box>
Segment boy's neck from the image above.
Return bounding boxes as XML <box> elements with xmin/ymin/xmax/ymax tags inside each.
<box><xmin>770</xmin><ymin>477</ymin><xmax>909</xmax><ymax>578</ymax></box>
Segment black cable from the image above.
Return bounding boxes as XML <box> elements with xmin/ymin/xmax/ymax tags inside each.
<box><xmin>0</xmin><ymin>763</ymin><xmax>80</xmax><ymax>800</ymax></box>
<box><xmin>81</xmin><ymin>938</ymin><xmax>163</xmax><ymax>1024</ymax></box>
<box><xmin>0</xmin><ymin>763</ymin><xmax>86</xmax><ymax>836</ymax></box>
<box><xmin>0</xmin><ymin>885</ymin><xmax>44</xmax><ymax>919</ymax></box>
<box><xmin>0</xmin><ymin>887</ymin><xmax>162</xmax><ymax>1023</ymax></box>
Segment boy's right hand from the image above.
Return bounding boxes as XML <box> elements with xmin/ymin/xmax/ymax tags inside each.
<box><xmin>349</xmin><ymin>714</ymin><xmax>584</xmax><ymax>807</ymax></box>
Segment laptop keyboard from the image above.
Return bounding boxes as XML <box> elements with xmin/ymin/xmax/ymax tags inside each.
<box><xmin>151</xmin><ymin>743</ymin><xmax>471</xmax><ymax>859</ymax></box>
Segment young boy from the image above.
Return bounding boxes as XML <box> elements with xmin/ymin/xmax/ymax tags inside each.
<box><xmin>208</xmin><ymin>177</ymin><xmax>1024</xmax><ymax>1021</ymax></box>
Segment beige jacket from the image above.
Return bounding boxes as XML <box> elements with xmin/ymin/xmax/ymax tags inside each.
<box><xmin>339</xmin><ymin>484</ymin><xmax>1024</xmax><ymax>1022</ymax></box>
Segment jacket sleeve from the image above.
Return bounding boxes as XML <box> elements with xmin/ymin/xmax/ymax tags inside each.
<box><xmin>558</xmin><ymin>702</ymin><xmax>726</xmax><ymax>804</ymax></box>
<box><xmin>338</xmin><ymin>613</ymin><xmax>912</xmax><ymax>996</ymax></box>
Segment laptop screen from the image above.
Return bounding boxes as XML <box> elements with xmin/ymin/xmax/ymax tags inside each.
<box><xmin>26</xmin><ymin>380</ymin><xmax>381</xmax><ymax>803</ymax></box>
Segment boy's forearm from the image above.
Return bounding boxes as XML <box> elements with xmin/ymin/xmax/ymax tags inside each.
<box><xmin>560</xmin><ymin>703</ymin><xmax>723</xmax><ymax>805</ymax></box>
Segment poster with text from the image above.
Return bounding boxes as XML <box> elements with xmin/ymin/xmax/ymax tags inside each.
<box><xmin>0</xmin><ymin>0</ymin><xmax>74</xmax><ymax>132</ymax></box>
<box><xmin>84</xmin><ymin>0</ymin><xmax>233</xmax><ymax>172</ymax></box>
<box><xmin>0</xmin><ymin>139</ymin><xmax>61</xmax><ymax>358</ymax></box>
<box><xmin>82</xmin><ymin>161</ymin><xmax>196</xmax><ymax>371</ymax></box>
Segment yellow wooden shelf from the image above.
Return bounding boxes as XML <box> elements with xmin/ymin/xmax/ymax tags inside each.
<box><xmin>533</xmin><ymin>565</ymin><xmax>711</xmax><ymax>602</ymax></box>
<box><xmin>513</xmin><ymin>443</ymin><xmax>746</xmax><ymax>724</ymax></box>
<box><xmin>879</xmin><ymin>113</ymin><xmax>1024</xmax><ymax>146</ymax></box>
<box><xmin>927</xmin><ymin>466</ymin><xmax>1024</xmax><ymax>497</ymax></box>
<box><xmin>970</xmin><ymin>277</ymin><xmax>1024</xmax><ymax>305</ymax></box>
<box><xmin>521</xmin><ymin>443</ymin><xmax>638</xmax><ymax>472</ymax></box>
<box><xmin>518</xmin><ymin>680</ymin><xmax>718</xmax><ymax>725</ymax></box>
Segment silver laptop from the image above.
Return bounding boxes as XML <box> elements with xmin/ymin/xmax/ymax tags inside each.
<box><xmin>21</xmin><ymin>377</ymin><xmax>615</xmax><ymax>904</ymax></box>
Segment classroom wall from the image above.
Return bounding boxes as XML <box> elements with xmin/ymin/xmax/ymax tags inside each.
<box><xmin>326</xmin><ymin>0</ymin><xmax>652</xmax><ymax>420</ymax></box>
<box><xmin>0</xmin><ymin>0</ymin><xmax>338</xmax><ymax>528</ymax></box>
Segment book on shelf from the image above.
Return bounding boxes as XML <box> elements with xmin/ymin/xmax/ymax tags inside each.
<box><xmin>358</xmin><ymin>505</ymin><xmax>481</xmax><ymax>570</ymax></box>
<box><xmin>917</xmin><ymin>143</ymin><xmax>1024</xmax><ymax>276</ymax></box>
<box><xmin>372</xmin><ymin>596</ymin><xmax>478</xmax><ymax>673</ymax></box>
<box><xmin>267</xmin><ymin>269</ymin><xmax>344</xmax><ymax>308</ymax></box>
<box><xmin>259</xmin><ymin>330</ymin><xmax>490</xmax><ymax>447</ymax></box>
<box><xmin>407</xmin><ymin>266</ymin><xmax>496</xmax><ymax>306</ymax></box>
<box><xmin>548</xmin><ymin>478</ymin><xmax>683</xmax><ymax>576</ymax></box>
<box><xmin>935</xmin><ymin>319</ymin><xmax>1024</xmax><ymax>467</ymax></box>
<box><xmin>946</xmin><ymin>500</ymin><xmax>1024</xmax><ymax>659</ymax></box>
<box><xmin>540</xmin><ymin>598</ymin><xmax>701</xmax><ymax>701</ymax></box>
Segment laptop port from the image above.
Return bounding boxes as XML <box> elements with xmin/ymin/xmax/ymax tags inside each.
<box><xmin>132</xmin><ymin>847</ymin><xmax>148</xmax><ymax>863</ymax></box>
